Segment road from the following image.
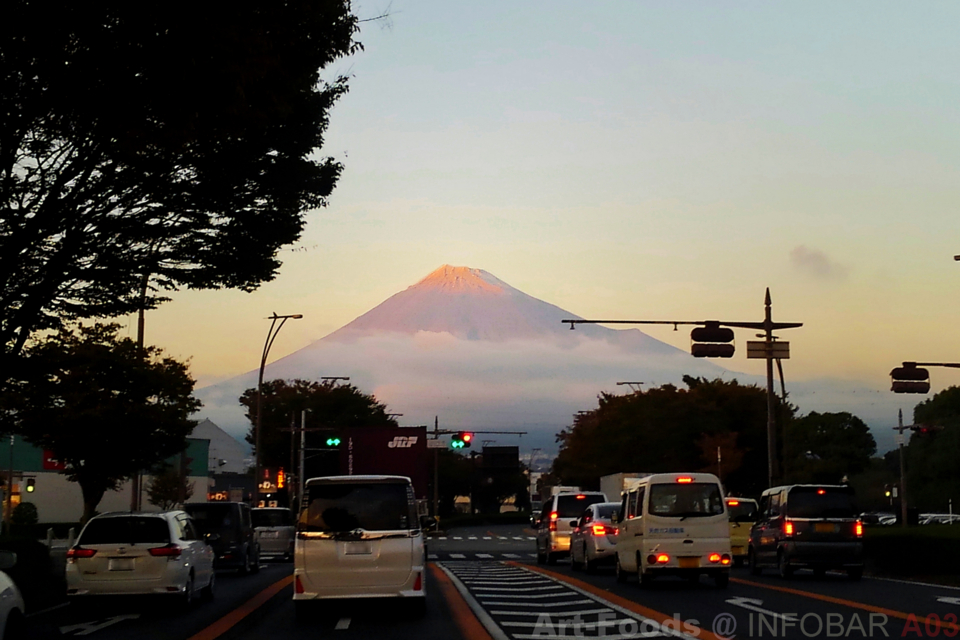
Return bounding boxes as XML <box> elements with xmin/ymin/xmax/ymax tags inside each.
<box><xmin>31</xmin><ymin>525</ymin><xmax>960</xmax><ymax>639</ymax></box>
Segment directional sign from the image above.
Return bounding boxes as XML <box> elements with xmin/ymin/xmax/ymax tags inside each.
<box><xmin>746</xmin><ymin>341</ymin><xmax>790</xmax><ymax>360</ymax></box>
<box><xmin>426</xmin><ymin>440</ymin><xmax>446</xmax><ymax>449</ymax></box>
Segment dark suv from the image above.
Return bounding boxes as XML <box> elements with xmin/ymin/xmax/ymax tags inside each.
<box><xmin>748</xmin><ymin>485</ymin><xmax>864</xmax><ymax>580</ymax></box>
<box><xmin>184</xmin><ymin>502</ymin><xmax>260</xmax><ymax>574</ymax></box>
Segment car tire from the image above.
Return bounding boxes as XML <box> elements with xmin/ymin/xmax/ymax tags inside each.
<box><xmin>181</xmin><ymin>575</ymin><xmax>195</xmax><ymax>609</ymax></box>
<box><xmin>848</xmin><ymin>566</ymin><xmax>863</xmax><ymax>581</ymax></box>
<box><xmin>778</xmin><ymin>551</ymin><xmax>793</xmax><ymax>579</ymax></box>
<box><xmin>570</xmin><ymin>551</ymin><xmax>581</xmax><ymax>571</ymax></box>
<box><xmin>3</xmin><ymin>610</ymin><xmax>24</xmax><ymax>640</ymax></box>
<box><xmin>201</xmin><ymin>572</ymin><xmax>216</xmax><ymax>602</ymax></box>
<box><xmin>546</xmin><ymin>552</ymin><xmax>557</xmax><ymax>565</ymax></box>
<box><xmin>585</xmin><ymin>555</ymin><xmax>597</xmax><ymax>575</ymax></box>
<box><xmin>715</xmin><ymin>572</ymin><xmax>730</xmax><ymax>589</ymax></box>
<box><xmin>294</xmin><ymin>600</ymin><xmax>311</xmax><ymax>623</ymax></box>
<box><xmin>411</xmin><ymin>597</ymin><xmax>427</xmax><ymax>618</ymax></box>
<box><xmin>251</xmin><ymin>548</ymin><xmax>261</xmax><ymax>574</ymax></box>
<box><xmin>615</xmin><ymin>555</ymin><xmax>628</xmax><ymax>583</ymax></box>
<box><xmin>636</xmin><ymin>554</ymin><xmax>648</xmax><ymax>589</ymax></box>
<box><xmin>748</xmin><ymin>548</ymin><xmax>762</xmax><ymax>576</ymax></box>
<box><xmin>536</xmin><ymin>544</ymin><xmax>546</xmax><ymax>565</ymax></box>
<box><xmin>238</xmin><ymin>547</ymin><xmax>251</xmax><ymax>575</ymax></box>
<box><xmin>813</xmin><ymin>567</ymin><xmax>826</xmax><ymax>580</ymax></box>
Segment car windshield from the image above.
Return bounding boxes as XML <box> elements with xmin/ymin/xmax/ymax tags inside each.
<box><xmin>299</xmin><ymin>482</ymin><xmax>416</xmax><ymax>532</ymax></box>
<box><xmin>556</xmin><ymin>494</ymin><xmax>606</xmax><ymax>517</ymax></box>
<box><xmin>649</xmin><ymin>483</ymin><xmax>725</xmax><ymax>518</ymax></box>
<box><xmin>79</xmin><ymin>517</ymin><xmax>170</xmax><ymax>545</ymax></box>
<box><xmin>727</xmin><ymin>501</ymin><xmax>758</xmax><ymax>522</ymax></box>
<box><xmin>184</xmin><ymin>504</ymin><xmax>235</xmax><ymax>534</ymax></box>
<box><xmin>253</xmin><ymin>509</ymin><xmax>294</xmax><ymax>527</ymax></box>
<box><xmin>786</xmin><ymin>487</ymin><xmax>857</xmax><ymax>518</ymax></box>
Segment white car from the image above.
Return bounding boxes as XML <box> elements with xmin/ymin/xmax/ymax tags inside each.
<box><xmin>294</xmin><ymin>475</ymin><xmax>429</xmax><ymax>617</ymax></box>
<box><xmin>0</xmin><ymin>552</ymin><xmax>25</xmax><ymax>640</ymax></box>
<box><xmin>66</xmin><ymin>511</ymin><xmax>216</xmax><ymax>606</ymax></box>
<box><xmin>569</xmin><ymin>502</ymin><xmax>620</xmax><ymax>573</ymax></box>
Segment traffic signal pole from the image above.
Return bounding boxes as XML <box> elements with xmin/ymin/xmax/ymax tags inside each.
<box><xmin>563</xmin><ymin>288</ymin><xmax>802</xmax><ymax>488</ymax></box>
<box><xmin>896</xmin><ymin>410</ymin><xmax>909</xmax><ymax>529</ymax></box>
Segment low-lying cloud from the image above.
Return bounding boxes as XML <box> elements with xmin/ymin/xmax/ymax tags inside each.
<box><xmin>790</xmin><ymin>245</ymin><xmax>849</xmax><ymax>281</ymax></box>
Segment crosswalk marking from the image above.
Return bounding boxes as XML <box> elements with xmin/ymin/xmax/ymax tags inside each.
<box><xmin>476</xmin><ymin>553</ymin><xmax>494</xmax><ymax>559</ymax></box>
<box><xmin>483</xmin><ymin>536</ymin><xmax>492</xmax><ymax>540</ymax></box>
<box><xmin>428</xmin><ymin>554</ymin><xmax>438</xmax><ymax>560</ymax></box>
<box><xmin>503</xmin><ymin>553</ymin><xmax>521</xmax><ymax>558</ymax></box>
<box><xmin>449</xmin><ymin>553</ymin><xmax>466</xmax><ymax>559</ymax></box>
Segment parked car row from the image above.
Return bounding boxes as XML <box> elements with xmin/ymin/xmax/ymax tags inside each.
<box><xmin>536</xmin><ymin>476</ymin><xmax>866</xmax><ymax>588</ymax></box>
<box><xmin>64</xmin><ymin>502</ymin><xmax>297</xmax><ymax>607</ymax></box>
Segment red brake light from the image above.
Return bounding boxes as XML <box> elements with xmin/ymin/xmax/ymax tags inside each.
<box><xmin>784</xmin><ymin>520</ymin><xmax>794</xmax><ymax>536</ymax></box>
<box><xmin>677</xmin><ymin>477</ymin><xmax>693</xmax><ymax>483</ymax></box>
<box><xmin>721</xmin><ymin>554</ymin><xmax>732</xmax><ymax>565</ymax></box>
<box><xmin>709</xmin><ymin>553</ymin><xmax>721</xmax><ymax>563</ymax></box>
<box><xmin>549</xmin><ymin>511</ymin><xmax>558</xmax><ymax>531</ymax></box>
<box><xmin>855</xmin><ymin>521</ymin><xmax>863</xmax><ymax>537</ymax></box>
<box><xmin>295</xmin><ymin>575</ymin><xmax>304</xmax><ymax>594</ymax></box>
<box><xmin>817</xmin><ymin>489</ymin><xmax>826</xmax><ymax>495</ymax></box>
<box><xmin>576</xmin><ymin>494</ymin><xmax>586</xmax><ymax>499</ymax></box>
<box><xmin>591</xmin><ymin>524</ymin><xmax>607</xmax><ymax>536</ymax></box>
<box><xmin>148</xmin><ymin>545</ymin><xmax>183</xmax><ymax>558</ymax></box>
<box><xmin>549</xmin><ymin>511</ymin><xmax>558</xmax><ymax>519</ymax></box>
<box><xmin>414</xmin><ymin>572</ymin><xmax>422</xmax><ymax>591</ymax></box>
<box><xmin>67</xmin><ymin>548</ymin><xmax>96</xmax><ymax>559</ymax></box>
<box><xmin>656</xmin><ymin>553</ymin><xmax>670</xmax><ymax>564</ymax></box>
<box><xmin>727</xmin><ymin>499</ymin><xmax>740</xmax><ymax>506</ymax></box>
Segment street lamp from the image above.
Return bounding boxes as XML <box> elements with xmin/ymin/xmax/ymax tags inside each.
<box><xmin>255</xmin><ymin>313</ymin><xmax>302</xmax><ymax>507</ymax></box>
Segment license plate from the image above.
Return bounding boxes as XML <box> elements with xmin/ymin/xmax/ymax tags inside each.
<box><xmin>814</xmin><ymin>523</ymin><xmax>838</xmax><ymax>533</ymax></box>
<box><xmin>732</xmin><ymin>546</ymin><xmax>745</xmax><ymax>555</ymax></box>
<box><xmin>108</xmin><ymin>558</ymin><xmax>135</xmax><ymax>571</ymax></box>
<box><xmin>259</xmin><ymin>531</ymin><xmax>279</xmax><ymax>539</ymax></box>
<box><xmin>343</xmin><ymin>542</ymin><xmax>372</xmax><ymax>555</ymax></box>
<box><xmin>678</xmin><ymin>557</ymin><xmax>700</xmax><ymax>569</ymax></box>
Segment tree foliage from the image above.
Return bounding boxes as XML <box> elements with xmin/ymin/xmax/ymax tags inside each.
<box><xmin>907</xmin><ymin>387</ymin><xmax>960</xmax><ymax>511</ymax></box>
<box><xmin>0</xmin><ymin>1</ymin><xmax>361</xmax><ymax>364</ymax></box>
<box><xmin>0</xmin><ymin>323</ymin><xmax>200</xmax><ymax>521</ymax></box>
<box><xmin>782</xmin><ymin>411</ymin><xmax>876</xmax><ymax>484</ymax></box>
<box><xmin>146</xmin><ymin>463</ymin><xmax>195</xmax><ymax>511</ymax></box>
<box><xmin>238</xmin><ymin>379</ymin><xmax>397</xmax><ymax>471</ymax></box>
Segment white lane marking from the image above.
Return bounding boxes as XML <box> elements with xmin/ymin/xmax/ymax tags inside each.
<box><xmin>479</xmin><ymin>592</ymin><xmax>587</xmax><ymax>599</ymax></box>
<box><xmin>449</xmin><ymin>553</ymin><xmax>466</xmax><ymax>559</ymax></box>
<box><xmin>501</xmin><ymin>619</ymin><xmax>636</xmax><ymax>629</ymax></box>
<box><xmin>469</xmin><ymin>536</ymin><xmax>478</xmax><ymax>540</ymax></box>
<box><xmin>937</xmin><ymin>597</ymin><xmax>960</xmax><ymax>605</ymax></box>
<box><xmin>513</xmin><ymin>536</ymin><xmax>524</xmax><ymax>540</ymax></box>
<box><xmin>488</xmin><ymin>608</ymin><xmax>613</xmax><ymax>617</ymax></box>
<box><xmin>462</xmin><ymin>580</ymin><xmax>548</xmax><ymax>585</ymax></box>
<box><xmin>479</xmin><ymin>599</ymin><xmax>594</xmax><ymax>607</ymax></box>
<box><xmin>60</xmin><ymin>614</ymin><xmax>141</xmax><ymax>636</ymax></box>
<box><xmin>476</xmin><ymin>553</ymin><xmax>494</xmax><ymax>559</ymax></box>
<box><xmin>428</xmin><ymin>554</ymin><xmax>438</xmax><ymax>560</ymax></box>
<box><xmin>483</xmin><ymin>536</ymin><xmax>492</xmax><ymax>540</ymax></box>
<box><xmin>503</xmin><ymin>553</ymin><xmax>521</xmax><ymax>558</ymax></box>
<box><xmin>438</xmin><ymin>536</ymin><xmax>448</xmax><ymax>540</ymax></box>
<box><xmin>453</xmin><ymin>536</ymin><xmax>463</xmax><ymax>540</ymax></box>
<box><xmin>726</xmin><ymin>597</ymin><xmax>797</xmax><ymax>623</ymax></box>
<box><xmin>527</xmin><ymin>553</ymin><xmax>538</xmax><ymax>558</ymax></box>
<box><xmin>335</xmin><ymin>618</ymin><xmax>351</xmax><ymax>630</ymax></box>
<box><xmin>471</xmin><ymin>585</ymin><xmax>565</xmax><ymax>592</ymax></box>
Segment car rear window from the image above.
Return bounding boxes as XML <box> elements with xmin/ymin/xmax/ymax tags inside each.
<box><xmin>184</xmin><ymin>504</ymin><xmax>236</xmax><ymax>534</ymax></box>
<box><xmin>80</xmin><ymin>517</ymin><xmax>170</xmax><ymax>545</ymax></box>
<box><xmin>300</xmin><ymin>482</ymin><xmax>417</xmax><ymax>532</ymax></box>
<box><xmin>727</xmin><ymin>500</ymin><xmax>758</xmax><ymax>522</ymax></box>
<box><xmin>253</xmin><ymin>509</ymin><xmax>294</xmax><ymax>527</ymax></box>
<box><xmin>649</xmin><ymin>482</ymin><xmax>724</xmax><ymax>517</ymax></box>
<box><xmin>596</xmin><ymin>505</ymin><xmax>619</xmax><ymax>520</ymax></box>
<box><xmin>786</xmin><ymin>487</ymin><xmax>857</xmax><ymax>518</ymax></box>
<box><xmin>556</xmin><ymin>494</ymin><xmax>606</xmax><ymax>517</ymax></box>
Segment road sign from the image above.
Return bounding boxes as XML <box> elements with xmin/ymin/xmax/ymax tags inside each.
<box><xmin>426</xmin><ymin>440</ymin><xmax>446</xmax><ymax>449</ymax></box>
<box><xmin>746</xmin><ymin>341</ymin><xmax>790</xmax><ymax>359</ymax></box>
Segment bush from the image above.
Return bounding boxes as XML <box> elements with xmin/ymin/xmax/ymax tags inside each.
<box><xmin>11</xmin><ymin>502</ymin><xmax>38</xmax><ymax>527</ymax></box>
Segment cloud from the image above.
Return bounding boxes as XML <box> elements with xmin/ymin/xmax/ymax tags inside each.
<box><xmin>790</xmin><ymin>245</ymin><xmax>849</xmax><ymax>281</ymax></box>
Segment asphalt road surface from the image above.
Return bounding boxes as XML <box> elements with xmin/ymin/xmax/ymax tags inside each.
<box><xmin>29</xmin><ymin>525</ymin><xmax>960</xmax><ymax>640</ymax></box>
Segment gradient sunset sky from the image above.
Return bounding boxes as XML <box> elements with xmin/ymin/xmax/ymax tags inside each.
<box><xmin>131</xmin><ymin>2</ymin><xmax>960</xmax><ymax>416</ymax></box>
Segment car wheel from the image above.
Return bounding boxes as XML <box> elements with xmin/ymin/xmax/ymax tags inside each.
<box><xmin>748</xmin><ymin>548</ymin><xmax>762</xmax><ymax>576</ymax></box>
<box><xmin>615</xmin><ymin>555</ymin><xmax>628</xmax><ymax>583</ymax></box>
<box><xmin>201</xmin><ymin>572</ymin><xmax>215</xmax><ymax>602</ymax></box>
<box><xmin>181</xmin><ymin>575</ymin><xmax>195</xmax><ymax>609</ymax></box>
<box><xmin>636</xmin><ymin>554</ymin><xmax>648</xmax><ymax>589</ymax></box>
<box><xmin>813</xmin><ymin>567</ymin><xmax>826</xmax><ymax>580</ymax></box>
<box><xmin>715</xmin><ymin>572</ymin><xmax>730</xmax><ymax>589</ymax></box>
<box><xmin>536</xmin><ymin>543</ymin><xmax>546</xmax><ymax>565</ymax></box>
<box><xmin>251</xmin><ymin>548</ymin><xmax>261</xmax><ymax>574</ymax></box>
<box><xmin>778</xmin><ymin>551</ymin><xmax>793</xmax><ymax>579</ymax></box>
<box><xmin>3</xmin><ymin>610</ymin><xmax>24</xmax><ymax>640</ymax></box>
<box><xmin>848</xmin><ymin>566</ymin><xmax>863</xmax><ymax>581</ymax></box>
<box><xmin>546</xmin><ymin>552</ymin><xmax>557</xmax><ymax>565</ymax></box>
<box><xmin>238</xmin><ymin>548</ymin><xmax>251</xmax><ymax>575</ymax></box>
<box><xmin>294</xmin><ymin>600</ymin><xmax>311</xmax><ymax>624</ymax></box>
<box><xmin>585</xmin><ymin>554</ymin><xmax>597</xmax><ymax>575</ymax></box>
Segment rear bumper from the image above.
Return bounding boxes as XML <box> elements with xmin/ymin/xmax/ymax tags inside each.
<box><xmin>66</xmin><ymin>576</ymin><xmax>188</xmax><ymax>596</ymax></box>
<box><xmin>548</xmin><ymin>533</ymin><xmax>571</xmax><ymax>553</ymax></box>
<box><xmin>258</xmin><ymin>539</ymin><xmax>294</xmax><ymax>556</ymax></box>
<box><xmin>782</xmin><ymin>541</ymin><xmax>864</xmax><ymax>567</ymax></box>
<box><xmin>293</xmin><ymin>565</ymin><xmax>425</xmax><ymax>600</ymax></box>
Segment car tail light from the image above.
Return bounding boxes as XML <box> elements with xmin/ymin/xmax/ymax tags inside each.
<box><xmin>709</xmin><ymin>553</ymin><xmax>721</xmax><ymax>563</ymax></box>
<box><xmin>656</xmin><ymin>553</ymin><xmax>670</xmax><ymax>564</ymax></box>
<box><xmin>591</xmin><ymin>524</ymin><xmax>607</xmax><ymax>536</ymax></box>
<box><xmin>677</xmin><ymin>477</ymin><xmax>693</xmax><ymax>483</ymax></box>
<box><xmin>414</xmin><ymin>572</ymin><xmax>422</xmax><ymax>591</ymax></box>
<box><xmin>576</xmin><ymin>494</ymin><xmax>586</xmax><ymax>499</ymax></box>
<box><xmin>784</xmin><ymin>520</ymin><xmax>794</xmax><ymax>536</ymax></box>
<box><xmin>295</xmin><ymin>575</ymin><xmax>304</xmax><ymax>594</ymax></box>
<box><xmin>67</xmin><ymin>548</ymin><xmax>96</xmax><ymax>560</ymax></box>
<box><xmin>549</xmin><ymin>511</ymin><xmax>558</xmax><ymax>532</ymax></box>
<box><xmin>727</xmin><ymin>499</ymin><xmax>740</xmax><ymax>507</ymax></box>
<box><xmin>721</xmin><ymin>554</ymin><xmax>732</xmax><ymax>565</ymax></box>
<box><xmin>855</xmin><ymin>521</ymin><xmax>863</xmax><ymax>537</ymax></box>
<box><xmin>148</xmin><ymin>545</ymin><xmax>183</xmax><ymax>558</ymax></box>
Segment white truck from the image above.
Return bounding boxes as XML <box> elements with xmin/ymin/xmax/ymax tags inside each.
<box><xmin>600</xmin><ymin>473</ymin><xmax>652</xmax><ymax>504</ymax></box>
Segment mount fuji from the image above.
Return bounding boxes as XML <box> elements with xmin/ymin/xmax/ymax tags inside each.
<box><xmin>195</xmin><ymin>265</ymin><xmax>904</xmax><ymax>457</ymax></box>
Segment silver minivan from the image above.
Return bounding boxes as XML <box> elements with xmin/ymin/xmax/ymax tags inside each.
<box><xmin>253</xmin><ymin>507</ymin><xmax>296</xmax><ymax>562</ymax></box>
<box><xmin>293</xmin><ymin>475</ymin><xmax>429</xmax><ymax>617</ymax></box>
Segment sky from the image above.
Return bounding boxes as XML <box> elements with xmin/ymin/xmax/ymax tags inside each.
<box><xmin>129</xmin><ymin>2</ymin><xmax>960</xmax><ymax>436</ymax></box>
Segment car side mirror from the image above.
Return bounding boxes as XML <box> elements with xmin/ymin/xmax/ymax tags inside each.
<box><xmin>0</xmin><ymin>551</ymin><xmax>16</xmax><ymax>571</ymax></box>
<box><xmin>419</xmin><ymin>515</ymin><xmax>438</xmax><ymax>530</ymax></box>
<box><xmin>204</xmin><ymin>533</ymin><xmax>221</xmax><ymax>544</ymax></box>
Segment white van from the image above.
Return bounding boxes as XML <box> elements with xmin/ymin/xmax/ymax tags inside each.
<box><xmin>613</xmin><ymin>472</ymin><xmax>731</xmax><ymax>588</ymax></box>
<box><xmin>293</xmin><ymin>475</ymin><xmax>429</xmax><ymax>616</ymax></box>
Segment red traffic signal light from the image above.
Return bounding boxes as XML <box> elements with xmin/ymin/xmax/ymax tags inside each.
<box><xmin>461</xmin><ymin>432</ymin><xmax>473</xmax><ymax>445</ymax></box>
<box><xmin>691</xmin><ymin>324</ymin><xmax>735</xmax><ymax>358</ymax></box>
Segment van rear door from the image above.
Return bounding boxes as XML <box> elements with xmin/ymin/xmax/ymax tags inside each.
<box><xmin>298</xmin><ymin>480</ymin><xmax>417</xmax><ymax>589</ymax></box>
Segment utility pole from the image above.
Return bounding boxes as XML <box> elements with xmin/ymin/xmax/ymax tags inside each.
<box><xmin>433</xmin><ymin>416</ymin><xmax>439</xmax><ymax>519</ymax></box>
<box><xmin>563</xmin><ymin>288</ymin><xmax>801</xmax><ymax>488</ymax></box>
<box><xmin>4</xmin><ymin>436</ymin><xmax>13</xmax><ymax>535</ymax></box>
<box><xmin>895</xmin><ymin>410</ymin><xmax>910</xmax><ymax>528</ymax></box>
<box><xmin>299</xmin><ymin>410</ymin><xmax>307</xmax><ymax>510</ymax></box>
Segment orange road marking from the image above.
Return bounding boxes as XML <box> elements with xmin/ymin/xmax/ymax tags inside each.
<box><xmin>430</xmin><ymin>564</ymin><xmax>495</xmax><ymax>640</ymax></box>
<box><xmin>731</xmin><ymin>577</ymin><xmax>960</xmax><ymax>633</ymax></box>
<box><xmin>515</xmin><ymin>563</ymin><xmax>727</xmax><ymax>640</ymax></box>
<box><xmin>186</xmin><ymin>575</ymin><xmax>293</xmax><ymax>640</ymax></box>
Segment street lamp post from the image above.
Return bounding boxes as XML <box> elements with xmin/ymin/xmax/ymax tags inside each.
<box><xmin>254</xmin><ymin>313</ymin><xmax>302</xmax><ymax>507</ymax></box>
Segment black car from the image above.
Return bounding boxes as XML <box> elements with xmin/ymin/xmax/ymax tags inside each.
<box><xmin>183</xmin><ymin>502</ymin><xmax>260</xmax><ymax>574</ymax></box>
<box><xmin>748</xmin><ymin>484</ymin><xmax>864</xmax><ymax>580</ymax></box>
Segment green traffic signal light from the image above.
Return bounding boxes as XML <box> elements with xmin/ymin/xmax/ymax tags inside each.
<box><xmin>326</xmin><ymin>437</ymin><xmax>341</xmax><ymax>447</ymax></box>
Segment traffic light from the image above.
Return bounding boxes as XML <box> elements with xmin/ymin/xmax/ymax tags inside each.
<box><xmin>451</xmin><ymin>431</ymin><xmax>474</xmax><ymax>449</ymax></box>
<box><xmin>911</xmin><ymin>425</ymin><xmax>942</xmax><ymax>437</ymax></box>
<box><xmin>325</xmin><ymin>435</ymin><xmax>342</xmax><ymax>447</ymax></box>
<box><xmin>25</xmin><ymin>478</ymin><xmax>35</xmax><ymax>493</ymax></box>
<box><xmin>890</xmin><ymin>363</ymin><xmax>930</xmax><ymax>394</ymax></box>
<box><xmin>690</xmin><ymin>323</ymin><xmax>735</xmax><ymax>358</ymax></box>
